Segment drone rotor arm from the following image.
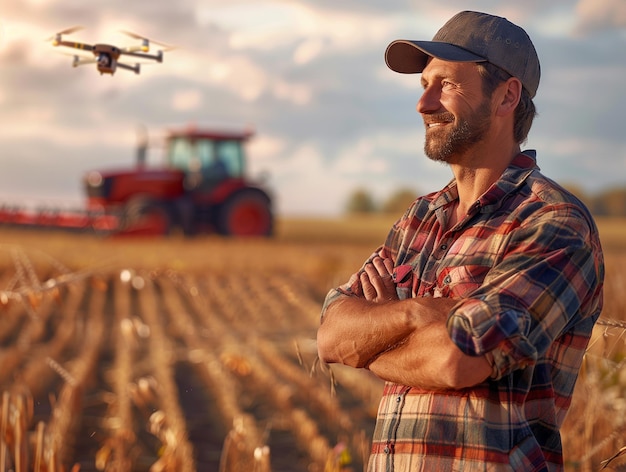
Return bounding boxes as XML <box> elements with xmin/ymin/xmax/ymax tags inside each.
<box><xmin>54</xmin><ymin>40</ymin><xmax>94</xmax><ymax>52</ymax></box>
<box><xmin>119</xmin><ymin>50</ymin><xmax>163</xmax><ymax>62</ymax></box>
<box><xmin>122</xmin><ymin>45</ymin><xmax>143</xmax><ymax>53</ymax></box>
<box><xmin>116</xmin><ymin>62</ymin><xmax>141</xmax><ymax>74</ymax></box>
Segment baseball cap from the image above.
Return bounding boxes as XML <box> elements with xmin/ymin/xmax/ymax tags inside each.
<box><xmin>385</xmin><ymin>11</ymin><xmax>541</xmax><ymax>98</ymax></box>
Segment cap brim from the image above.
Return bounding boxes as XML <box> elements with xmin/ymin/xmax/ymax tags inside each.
<box><xmin>385</xmin><ymin>40</ymin><xmax>487</xmax><ymax>74</ymax></box>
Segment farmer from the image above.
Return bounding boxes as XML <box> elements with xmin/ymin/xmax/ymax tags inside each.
<box><xmin>317</xmin><ymin>11</ymin><xmax>604</xmax><ymax>471</ymax></box>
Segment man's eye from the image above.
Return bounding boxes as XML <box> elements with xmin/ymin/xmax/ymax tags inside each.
<box><xmin>442</xmin><ymin>80</ymin><xmax>455</xmax><ymax>88</ymax></box>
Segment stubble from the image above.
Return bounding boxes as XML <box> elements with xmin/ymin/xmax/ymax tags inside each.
<box><xmin>423</xmin><ymin>100</ymin><xmax>492</xmax><ymax>164</ymax></box>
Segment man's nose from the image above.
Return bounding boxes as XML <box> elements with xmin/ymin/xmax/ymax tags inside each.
<box><xmin>417</xmin><ymin>86</ymin><xmax>440</xmax><ymax>114</ymax></box>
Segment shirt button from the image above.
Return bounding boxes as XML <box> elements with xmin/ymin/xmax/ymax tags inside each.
<box><xmin>384</xmin><ymin>446</ymin><xmax>390</xmax><ymax>454</ymax></box>
<box><xmin>444</xmin><ymin>275</ymin><xmax>452</xmax><ymax>284</ymax></box>
<box><xmin>396</xmin><ymin>396</ymin><xmax>402</xmax><ymax>403</ymax></box>
<box><xmin>440</xmin><ymin>244</ymin><xmax>448</xmax><ymax>250</ymax></box>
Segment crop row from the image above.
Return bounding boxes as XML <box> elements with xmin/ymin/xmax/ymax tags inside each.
<box><xmin>0</xmin><ymin>252</ymin><xmax>381</xmax><ymax>472</ymax></box>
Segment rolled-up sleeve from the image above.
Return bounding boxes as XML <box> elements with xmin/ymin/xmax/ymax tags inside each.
<box><xmin>446</xmin><ymin>207</ymin><xmax>604</xmax><ymax>379</ymax></box>
<box><xmin>320</xmin><ymin>288</ymin><xmax>345</xmax><ymax>320</ymax></box>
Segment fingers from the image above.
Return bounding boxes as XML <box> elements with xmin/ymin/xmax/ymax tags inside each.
<box><xmin>383</xmin><ymin>257</ymin><xmax>394</xmax><ymax>276</ymax></box>
<box><xmin>342</xmin><ymin>256</ymin><xmax>397</xmax><ymax>302</ymax></box>
<box><xmin>363</xmin><ymin>263</ymin><xmax>392</xmax><ymax>289</ymax></box>
<box><xmin>360</xmin><ymin>271</ymin><xmax>378</xmax><ymax>301</ymax></box>
<box><xmin>361</xmin><ymin>256</ymin><xmax>397</xmax><ymax>302</ymax></box>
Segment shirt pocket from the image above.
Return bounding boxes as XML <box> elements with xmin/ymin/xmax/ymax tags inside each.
<box><xmin>393</xmin><ymin>264</ymin><xmax>414</xmax><ymax>300</ymax></box>
<box><xmin>436</xmin><ymin>265</ymin><xmax>491</xmax><ymax>298</ymax></box>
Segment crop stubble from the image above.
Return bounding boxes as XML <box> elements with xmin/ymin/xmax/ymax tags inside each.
<box><xmin>0</xmin><ymin>229</ymin><xmax>382</xmax><ymax>471</ymax></box>
<box><xmin>0</xmin><ymin>220</ymin><xmax>624</xmax><ymax>471</ymax></box>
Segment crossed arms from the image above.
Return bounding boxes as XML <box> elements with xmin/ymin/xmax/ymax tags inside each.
<box><xmin>316</xmin><ymin>255</ymin><xmax>493</xmax><ymax>390</ymax></box>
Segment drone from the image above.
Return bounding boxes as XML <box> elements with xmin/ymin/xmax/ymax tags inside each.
<box><xmin>48</xmin><ymin>26</ymin><xmax>172</xmax><ymax>75</ymax></box>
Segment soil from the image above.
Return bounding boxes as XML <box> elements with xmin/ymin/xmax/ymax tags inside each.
<box><xmin>0</xmin><ymin>242</ymin><xmax>382</xmax><ymax>472</ymax></box>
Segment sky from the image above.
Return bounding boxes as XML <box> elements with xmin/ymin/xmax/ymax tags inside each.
<box><xmin>1</xmin><ymin>0</ymin><xmax>625</xmax><ymax>217</ymax></box>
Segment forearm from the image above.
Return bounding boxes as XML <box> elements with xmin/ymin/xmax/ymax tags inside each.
<box><xmin>367</xmin><ymin>321</ymin><xmax>493</xmax><ymax>390</ymax></box>
<box><xmin>317</xmin><ymin>294</ymin><xmax>416</xmax><ymax>368</ymax></box>
<box><xmin>317</xmin><ymin>253</ymin><xmax>491</xmax><ymax>388</ymax></box>
<box><xmin>318</xmin><ymin>292</ymin><xmax>492</xmax><ymax>389</ymax></box>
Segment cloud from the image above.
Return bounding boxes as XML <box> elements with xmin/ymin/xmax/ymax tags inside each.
<box><xmin>171</xmin><ymin>88</ymin><xmax>203</xmax><ymax>111</ymax></box>
<box><xmin>575</xmin><ymin>0</ymin><xmax>626</xmax><ymax>34</ymax></box>
<box><xmin>0</xmin><ymin>1</ymin><xmax>625</xmax><ymax>218</ymax></box>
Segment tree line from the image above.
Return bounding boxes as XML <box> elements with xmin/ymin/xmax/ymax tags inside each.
<box><xmin>345</xmin><ymin>185</ymin><xmax>626</xmax><ymax>217</ymax></box>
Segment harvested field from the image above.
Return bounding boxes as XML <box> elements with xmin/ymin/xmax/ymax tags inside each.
<box><xmin>0</xmin><ymin>216</ymin><xmax>624</xmax><ymax>471</ymax></box>
<box><xmin>0</xmin><ymin>223</ymin><xmax>383</xmax><ymax>472</ymax></box>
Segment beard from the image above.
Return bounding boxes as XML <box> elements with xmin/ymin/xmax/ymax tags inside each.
<box><xmin>423</xmin><ymin>100</ymin><xmax>492</xmax><ymax>164</ymax></box>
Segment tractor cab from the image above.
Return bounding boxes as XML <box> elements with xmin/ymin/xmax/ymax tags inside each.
<box><xmin>165</xmin><ymin>128</ymin><xmax>253</xmax><ymax>190</ymax></box>
<box><xmin>161</xmin><ymin>126</ymin><xmax>273</xmax><ymax>236</ymax></box>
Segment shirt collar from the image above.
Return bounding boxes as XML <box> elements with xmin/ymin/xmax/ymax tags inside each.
<box><xmin>429</xmin><ymin>150</ymin><xmax>539</xmax><ymax>214</ymax></box>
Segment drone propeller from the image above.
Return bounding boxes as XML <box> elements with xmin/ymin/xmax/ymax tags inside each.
<box><xmin>45</xmin><ymin>26</ymin><xmax>84</xmax><ymax>42</ymax></box>
<box><xmin>120</xmin><ymin>30</ymin><xmax>146</xmax><ymax>40</ymax></box>
<box><xmin>58</xmin><ymin>25</ymin><xmax>84</xmax><ymax>36</ymax></box>
<box><xmin>120</xmin><ymin>30</ymin><xmax>176</xmax><ymax>51</ymax></box>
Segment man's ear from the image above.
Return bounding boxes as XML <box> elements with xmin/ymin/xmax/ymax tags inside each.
<box><xmin>495</xmin><ymin>78</ymin><xmax>522</xmax><ymax>117</ymax></box>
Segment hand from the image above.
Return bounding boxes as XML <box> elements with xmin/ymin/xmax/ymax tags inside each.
<box><xmin>359</xmin><ymin>256</ymin><xmax>397</xmax><ymax>303</ymax></box>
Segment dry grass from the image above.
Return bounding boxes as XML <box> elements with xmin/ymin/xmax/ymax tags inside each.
<box><xmin>562</xmin><ymin>250</ymin><xmax>626</xmax><ymax>471</ymax></box>
<box><xmin>0</xmin><ymin>215</ymin><xmax>624</xmax><ymax>471</ymax></box>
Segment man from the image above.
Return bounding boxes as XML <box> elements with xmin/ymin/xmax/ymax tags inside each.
<box><xmin>317</xmin><ymin>11</ymin><xmax>604</xmax><ymax>472</ymax></box>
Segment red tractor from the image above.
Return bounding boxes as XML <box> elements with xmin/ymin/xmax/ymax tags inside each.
<box><xmin>0</xmin><ymin>126</ymin><xmax>274</xmax><ymax>237</ymax></box>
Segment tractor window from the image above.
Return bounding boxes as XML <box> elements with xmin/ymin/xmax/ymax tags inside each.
<box><xmin>167</xmin><ymin>136</ymin><xmax>245</xmax><ymax>178</ymax></box>
<box><xmin>195</xmin><ymin>139</ymin><xmax>215</xmax><ymax>169</ymax></box>
<box><xmin>214</xmin><ymin>140</ymin><xmax>244</xmax><ymax>178</ymax></box>
<box><xmin>169</xmin><ymin>137</ymin><xmax>196</xmax><ymax>172</ymax></box>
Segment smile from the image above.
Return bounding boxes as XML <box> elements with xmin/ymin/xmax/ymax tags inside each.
<box><xmin>426</xmin><ymin>120</ymin><xmax>452</xmax><ymax>128</ymax></box>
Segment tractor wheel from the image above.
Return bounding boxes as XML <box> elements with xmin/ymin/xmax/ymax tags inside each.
<box><xmin>217</xmin><ymin>189</ymin><xmax>273</xmax><ymax>237</ymax></box>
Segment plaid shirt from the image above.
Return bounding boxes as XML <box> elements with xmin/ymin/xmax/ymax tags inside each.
<box><xmin>324</xmin><ymin>151</ymin><xmax>604</xmax><ymax>471</ymax></box>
